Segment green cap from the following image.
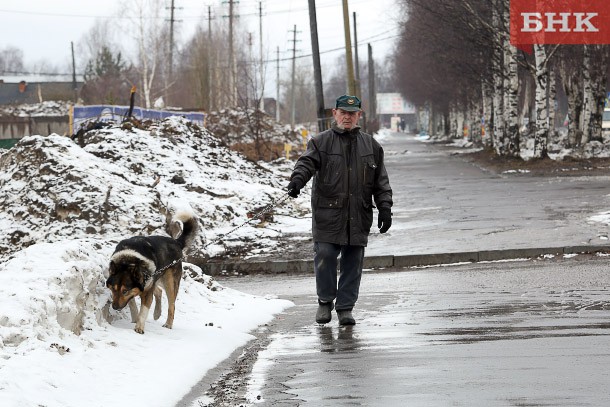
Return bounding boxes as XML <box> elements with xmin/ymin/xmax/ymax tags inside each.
<box><xmin>335</xmin><ymin>95</ymin><xmax>361</xmax><ymax>112</ymax></box>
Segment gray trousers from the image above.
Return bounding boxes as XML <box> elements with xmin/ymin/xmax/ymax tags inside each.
<box><xmin>314</xmin><ymin>242</ymin><xmax>365</xmax><ymax>311</ymax></box>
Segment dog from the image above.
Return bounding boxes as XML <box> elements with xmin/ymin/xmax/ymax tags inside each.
<box><xmin>106</xmin><ymin>211</ymin><xmax>198</xmax><ymax>334</ymax></box>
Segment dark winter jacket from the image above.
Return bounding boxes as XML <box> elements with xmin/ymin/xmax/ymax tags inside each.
<box><xmin>290</xmin><ymin>124</ymin><xmax>393</xmax><ymax>246</ymax></box>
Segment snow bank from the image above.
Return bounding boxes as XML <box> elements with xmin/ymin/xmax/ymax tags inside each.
<box><xmin>0</xmin><ymin>116</ymin><xmax>310</xmax><ymax>259</ymax></box>
<box><xmin>0</xmin><ymin>239</ymin><xmax>293</xmax><ymax>407</ymax></box>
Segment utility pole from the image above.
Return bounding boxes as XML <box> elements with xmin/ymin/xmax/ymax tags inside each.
<box><xmin>308</xmin><ymin>0</ymin><xmax>326</xmax><ymax>132</ymax></box>
<box><xmin>71</xmin><ymin>42</ymin><xmax>77</xmax><ymax>103</ymax></box>
<box><xmin>289</xmin><ymin>25</ymin><xmax>299</xmax><ymax>130</ymax></box>
<box><xmin>276</xmin><ymin>46</ymin><xmax>281</xmax><ymax>122</ymax></box>
<box><xmin>258</xmin><ymin>1</ymin><xmax>265</xmax><ymax>111</ymax></box>
<box><xmin>248</xmin><ymin>32</ymin><xmax>253</xmax><ymax>105</ymax></box>
<box><xmin>169</xmin><ymin>0</ymin><xmax>176</xmax><ymax>77</ymax></box>
<box><xmin>207</xmin><ymin>6</ymin><xmax>214</xmax><ymax>111</ymax></box>
<box><xmin>341</xmin><ymin>0</ymin><xmax>356</xmax><ymax>96</ymax></box>
<box><xmin>368</xmin><ymin>44</ymin><xmax>377</xmax><ymax>132</ymax></box>
<box><xmin>226</xmin><ymin>0</ymin><xmax>237</xmax><ymax>105</ymax></box>
<box><xmin>353</xmin><ymin>12</ymin><xmax>361</xmax><ymax>99</ymax></box>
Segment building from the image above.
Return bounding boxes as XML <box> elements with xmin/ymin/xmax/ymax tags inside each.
<box><xmin>376</xmin><ymin>93</ymin><xmax>416</xmax><ymax>132</ymax></box>
<box><xmin>0</xmin><ymin>75</ymin><xmax>82</xmax><ymax>105</ymax></box>
<box><xmin>0</xmin><ymin>75</ymin><xmax>81</xmax><ymax>147</ymax></box>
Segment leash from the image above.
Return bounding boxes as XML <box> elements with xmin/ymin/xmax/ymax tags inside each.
<box><xmin>151</xmin><ymin>192</ymin><xmax>292</xmax><ymax>277</ymax></box>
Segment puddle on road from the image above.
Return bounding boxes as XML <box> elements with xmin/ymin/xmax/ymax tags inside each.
<box><xmin>317</xmin><ymin>326</ymin><xmax>361</xmax><ymax>353</ymax></box>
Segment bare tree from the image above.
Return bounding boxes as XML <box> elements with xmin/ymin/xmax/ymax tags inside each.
<box><xmin>119</xmin><ymin>0</ymin><xmax>169</xmax><ymax>109</ymax></box>
<box><xmin>0</xmin><ymin>46</ymin><xmax>25</xmax><ymax>73</ymax></box>
<box><xmin>393</xmin><ymin>0</ymin><xmax>609</xmax><ymax>158</ymax></box>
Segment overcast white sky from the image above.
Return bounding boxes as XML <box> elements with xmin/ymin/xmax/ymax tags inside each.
<box><xmin>0</xmin><ymin>0</ymin><xmax>400</xmax><ymax>96</ymax></box>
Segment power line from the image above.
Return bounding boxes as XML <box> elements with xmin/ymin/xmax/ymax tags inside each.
<box><xmin>273</xmin><ymin>34</ymin><xmax>400</xmax><ymax>64</ymax></box>
<box><xmin>0</xmin><ymin>33</ymin><xmax>400</xmax><ymax>78</ymax></box>
<box><xmin>0</xmin><ymin>0</ymin><xmax>373</xmax><ymax>19</ymax></box>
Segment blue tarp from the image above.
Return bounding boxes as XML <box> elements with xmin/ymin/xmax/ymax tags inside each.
<box><xmin>72</xmin><ymin>105</ymin><xmax>205</xmax><ymax>133</ymax></box>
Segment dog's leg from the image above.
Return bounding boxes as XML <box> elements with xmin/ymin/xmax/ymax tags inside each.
<box><xmin>128</xmin><ymin>298</ymin><xmax>139</xmax><ymax>323</ymax></box>
<box><xmin>162</xmin><ymin>267</ymin><xmax>182</xmax><ymax>329</ymax></box>
<box><xmin>135</xmin><ymin>292</ymin><xmax>154</xmax><ymax>334</ymax></box>
<box><xmin>153</xmin><ymin>285</ymin><xmax>162</xmax><ymax>320</ymax></box>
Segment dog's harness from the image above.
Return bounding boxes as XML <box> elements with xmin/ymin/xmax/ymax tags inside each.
<box><xmin>151</xmin><ymin>193</ymin><xmax>291</xmax><ymax>277</ymax></box>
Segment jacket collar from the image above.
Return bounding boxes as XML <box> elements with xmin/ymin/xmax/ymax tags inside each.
<box><xmin>331</xmin><ymin>122</ymin><xmax>361</xmax><ymax>136</ymax></box>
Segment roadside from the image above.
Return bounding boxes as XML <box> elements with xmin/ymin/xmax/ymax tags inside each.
<box><xmin>459</xmin><ymin>146</ymin><xmax>610</xmax><ymax>177</ymax></box>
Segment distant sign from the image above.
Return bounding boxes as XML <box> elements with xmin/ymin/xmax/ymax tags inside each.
<box><xmin>71</xmin><ymin>105</ymin><xmax>205</xmax><ymax>134</ymax></box>
<box><xmin>376</xmin><ymin>93</ymin><xmax>416</xmax><ymax>115</ymax></box>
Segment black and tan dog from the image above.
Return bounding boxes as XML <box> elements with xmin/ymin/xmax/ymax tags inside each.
<box><xmin>106</xmin><ymin>211</ymin><xmax>198</xmax><ymax>334</ymax></box>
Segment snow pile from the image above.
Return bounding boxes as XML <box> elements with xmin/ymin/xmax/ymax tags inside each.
<box><xmin>205</xmin><ymin>107</ymin><xmax>299</xmax><ymax>146</ymax></box>
<box><xmin>0</xmin><ymin>116</ymin><xmax>310</xmax><ymax>260</ymax></box>
<box><xmin>0</xmin><ymin>239</ymin><xmax>292</xmax><ymax>407</ymax></box>
<box><xmin>0</xmin><ymin>101</ymin><xmax>71</xmax><ymax>117</ymax></box>
<box><xmin>426</xmin><ymin>124</ymin><xmax>610</xmax><ymax>160</ymax></box>
<box><xmin>0</xmin><ymin>115</ymin><xmax>302</xmax><ymax>406</ymax></box>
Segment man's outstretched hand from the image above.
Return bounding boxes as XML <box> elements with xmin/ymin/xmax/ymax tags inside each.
<box><xmin>378</xmin><ymin>208</ymin><xmax>392</xmax><ymax>233</ymax></box>
<box><xmin>287</xmin><ymin>180</ymin><xmax>301</xmax><ymax>198</ymax></box>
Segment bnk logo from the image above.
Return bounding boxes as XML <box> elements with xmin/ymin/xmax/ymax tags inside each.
<box><xmin>511</xmin><ymin>0</ymin><xmax>610</xmax><ymax>45</ymax></box>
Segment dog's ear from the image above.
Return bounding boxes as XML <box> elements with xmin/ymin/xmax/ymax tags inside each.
<box><xmin>109</xmin><ymin>260</ymin><xmax>116</xmax><ymax>275</ymax></box>
<box><xmin>130</xmin><ymin>260</ymin><xmax>146</xmax><ymax>292</ymax></box>
<box><xmin>106</xmin><ymin>273</ymin><xmax>116</xmax><ymax>287</ymax></box>
<box><xmin>107</xmin><ymin>261</ymin><xmax>117</xmax><ymax>287</ymax></box>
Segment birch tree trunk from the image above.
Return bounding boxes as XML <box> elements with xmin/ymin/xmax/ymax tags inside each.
<box><xmin>428</xmin><ymin>103</ymin><xmax>435</xmax><ymax>137</ymax></box>
<box><xmin>557</xmin><ymin>48</ymin><xmax>584</xmax><ymax>148</ymax></box>
<box><xmin>128</xmin><ymin>0</ymin><xmax>166</xmax><ymax>109</ymax></box>
<box><xmin>457</xmin><ymin>107</ymin><xmax>465</xmax><ymax>139</ymax></box>
<box><xmin>584</xmin><ymin>45</ymin><xmax>609</xmax><ymax>144</ymax></box>
<box><xmin>503</xmin><ymin>2</ymin><xmax>520</xmax><ymax>156</ymax></box>
<box><xmin>482</xmin><ymin>80</ymin><xmax>493</xmax><ymax>146</ymax></box>
<box><xmin>533</xmin><ymin>44</ymin><xmax>549</xmax><ymax>158</ymax></box>
<box><xmin>447</xmin><ymin>102</ymin><xmax>457</xmax><ymax>139</ymax></box>
<box><xmin>491</xmin><ymin>1</ymin><xmax>504</xmax><ymax>154</ymax></box>
<box><xmin>581</xmin><ymin>45</ymin><xmax>593</xmax><ymax>145</ymax></box>
<box><xmin>565</xmin><ymin>77</ymin><xmax>583</xmax><ymax>148</ymax></box>
<box><xmin>548</xmin><ymin>68</ymin><xmax>557</xmax><ymax>133</ymax></box>
<box><xmin>592</xmin><ymin>47</ymin><xmax>609</xmax><ymax>142</ymax></box>
<box><xmin>469</xmin><ymin>99</ymin><xmax>482</xmax><ymax>143</ymax></box>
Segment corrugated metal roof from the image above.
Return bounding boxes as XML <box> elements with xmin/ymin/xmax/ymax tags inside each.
<box><xmin>0</xmin><ymin>82</ymin><xmax>82</xmax><ymax>105</ymax></box>
<box><xmin>0</xmin><ymin>74</ymin><xmax>76</xmax><ymax>83</ymax></box>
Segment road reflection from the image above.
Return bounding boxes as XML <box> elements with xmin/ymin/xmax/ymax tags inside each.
<box><xmin>316</xmin><ymin>325</ymin><xmax>360</xmax><ymax>353</ymax></box>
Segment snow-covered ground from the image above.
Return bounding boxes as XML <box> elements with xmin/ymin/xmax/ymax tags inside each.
<box><xmin>0</xmin><ymin>101</ymin><xmax>71</xmax><ymax>117</ymax></box>
<box><xmin>0</xmin><ymin>115</ymin><xmax>310</xmax><ymax>407</ymax></box>
<box><xmin>0</xmin><ymin>241</ymin><xmax>292</xmax><ymax>406</ymax></box>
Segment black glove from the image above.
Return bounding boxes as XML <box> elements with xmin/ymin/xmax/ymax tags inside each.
<box><xmin>287</xmin><ymin>180</ymin><xmax>302</xmax><ymax>198</ymax></box>
<box><xmin>378</xmin><ymin>208</ymin><xmax>392</xmax><ymax>233</ymax></box>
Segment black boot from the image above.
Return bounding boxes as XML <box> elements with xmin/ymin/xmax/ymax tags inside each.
<box><xmin>337</xmin><ymin>309</ymin><xmax>356</xmax><ymax>325</ymax></box>
<box><xmin>316</xmin><ymin>301</ymin><xmax>334</xmax><ymax>324</ymax></box>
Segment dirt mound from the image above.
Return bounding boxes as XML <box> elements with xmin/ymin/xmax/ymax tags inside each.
<box><xmin>205</xmin><ymin>108</ymin><xmax>301</xmax><ymax>161</ymax></box>
<box><xmin>460</xmin><ymin>147</ymin><xmax>610</xmax><ymax>177</ymax></box>
<box><xmin>0</xmin><ymin>116</ymin><xmax>308</xmax><ymax>261</ymax></box>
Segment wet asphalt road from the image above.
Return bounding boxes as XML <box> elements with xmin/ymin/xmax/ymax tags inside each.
<box><xmin>365</xmin><ymin>133</ymin><xmax>610</xmax><ymax>256</ymax></box>
<box><xmin>208</xmin><ymin>256</ymin><xmax>610</xmax><ymax>406</ymax></box>
<box><xmin>176</xmin><ymin>133</ymin><xmax>610</xmax><ymax>406</ymax></box>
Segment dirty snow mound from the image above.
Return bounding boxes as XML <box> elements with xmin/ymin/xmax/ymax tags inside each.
<box><xmin>0</xmin><ymin>116</ymin><xmax>308</xmax><ymax>260</ymax></box>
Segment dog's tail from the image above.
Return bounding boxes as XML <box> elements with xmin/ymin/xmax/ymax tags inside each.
<box><xmin>169</xmin><ymin>210</ymin><xmax>199</xmax><ymax>250</ymax></box>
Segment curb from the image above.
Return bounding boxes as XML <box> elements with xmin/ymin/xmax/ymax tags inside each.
<box><xmin>200</xmin><ymin>244</ymin><xmax>610</xmax><ymax>276</ymax></box>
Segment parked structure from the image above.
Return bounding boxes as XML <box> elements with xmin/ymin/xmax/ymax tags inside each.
<box><xmin>0</xmin><ymin>76</ymin><xmax>81</xmax><ymax>147</ymax></box>
<box><xmin>0</xmin><ymin>76</ymin><xmax>82</xmax><ymax>106</ymax></box>
<box><xmin>377</xmin><ymin>93</ymin><xmax>416</xmax><ymax>132</ymax></box>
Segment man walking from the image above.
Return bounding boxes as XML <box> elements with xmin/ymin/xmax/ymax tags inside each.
<box><xmin>286</xmin><ymin>95</ymin><xmax>393</xmax><ymax>325</ymax></box>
